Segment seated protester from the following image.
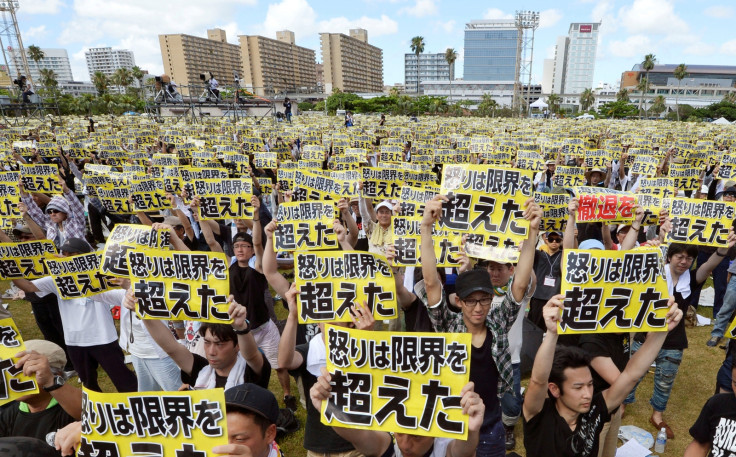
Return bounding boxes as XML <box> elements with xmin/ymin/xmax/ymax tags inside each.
<box><xmin>419</xmin><ymin>194</ymin><xmax>540</xmax><ymax>457</ymax></box>
<box><xmin>523</xmin><ymin>295</ymin><xmax>682</xmax><ymax>457</ymax></box>
<box><xmin>19</xmin><ymin>179</ymin><xmax>86</xmax><ymax>248</ymax></box>
<box><xmin>0</xmin><ymin>340</ymin><xmax>81</xmax><ymax>448</ymax></box>
<box><xmin>54</xmin><ymin>383</ymin><xmax>283</xmax><ymax>457</ymax></box>
<box><xmin>279</xmin><ymin>282</ymin><xmax>375</xmax><ymax>457</ymax></box>
<box><xmin>11</xmin><ymin>238</ymin><xmax>138</xmax><ymax>393</ymax></box>
<box><xmin>122</xmin><ymin>288</ymin><xmax>270</xmax><ymax>389</ymax></box>
<box><xmin>686</xmin><ymin>342</ymin><xmax>736</xmax><ymax>457</ymax></box>
<box><xmin>624</xmin><ymin>229</ymin><xmax>736</xmax><ymax>440</ymax></box>
<box><xmin>310</xmin><ymin>371</ymin><xmax>484</xmax><ymax>457</ymax></box>
<box><xmin>529</xmin><ymin>231</ymin><xmax>564</xmax><ymax>330</ymax></box>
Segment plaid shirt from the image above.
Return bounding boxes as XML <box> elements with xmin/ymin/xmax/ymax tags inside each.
<box><xmin>23</xmin><ymin>188</ymin><xmax>86</xmax><ymax>247</ymax></box>
<box><xmin>415</xmin><ymin>278</ymin><xmax>529</xmax><ymax>398</ymax></box>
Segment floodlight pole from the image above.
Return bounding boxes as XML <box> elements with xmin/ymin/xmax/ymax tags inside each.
<box><xmin>512</xmin><ymin>10</ymin><xmax>539</xmax><ymax>118</ymax></box>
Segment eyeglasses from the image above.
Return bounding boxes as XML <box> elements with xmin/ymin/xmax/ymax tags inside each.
<box><xmin>548</xmin><ymin>237</ymin><xmax>562</xmax><ymax>243</ymax></box>
<box><xmin>461</xmin><ymin>297</ymin><xmax>493</xmax><ymax>308</ymax></box>
<box><xmin>233</xmin><ymin>243</ymin><xmax>253</xmax><ymax>250</ymax></box>
<box><xmin>47</xmin><ymin>209</ymin><xmax>62</xmax><ymax>214</ymax></box>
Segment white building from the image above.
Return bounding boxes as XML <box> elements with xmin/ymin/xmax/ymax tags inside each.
<box><xmin>58</xmin><ymin>81</ymin><xmax>97</xmax><ymax>97</ymax></box>
<box><xmin>542</xmin><ymin>23</ymin><xmax>600</xmax><ymax>95</ymax></box>
<box><xmin>85</xmin><ymin>47</ymin><xmax>135</xmax><ymax>79</ymax></box>
<box><xmin>8</xmin><ymin>48</ymin><xmax>74</xmax><ymax>84</ymax></box>
<box><xmin>404</xmin><ymin>52</ymin><xmax>453</xmax><ymax>93</ymax></box>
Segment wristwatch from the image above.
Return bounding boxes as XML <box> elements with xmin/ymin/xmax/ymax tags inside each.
<box><xmin>233</xmin><ymin>320</ymin><xmax>251</xmax><ymax>335</ymax></box>
<box><xmin>43</xmin><ymin>375</ymin><xmax>65</xmax><ymax>392</ymax></box>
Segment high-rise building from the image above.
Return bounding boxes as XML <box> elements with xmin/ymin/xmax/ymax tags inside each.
<box><xmin>320</xmin><ymin>29</ymin><xmax>383</xmax><ymax>93</ymax></box>
<box><xmin>542</xmin><ymin>23</ymin><xmax>600</xmax><ymax>95</ymax></box>
<box><xmin>463</xmin><ymin>20</ymin><xmax>518</xmax><ymax>82</ymax></box>
<box><xmin>239</xmin><ymin>30</ymin><xmax>316</xmax><ymax>96</ymax></box>
<box><xmin>8</xmin><ymin>48</ymin><xmax>74</xmax><ymax>84</ymax></box>
<box><xmin>159</xmin><ymin>28</ymin><xmax>241</xmax><ymax>94</ymax></box>
<box><xmin>85</xmin><ymin>46</ymin><xmax>135</xmax><ymax>79</ymax></box>
<box><xmin>404</xmin><ymin>52</ymin><xmax>453</xmax><ymax>93</ymax></box>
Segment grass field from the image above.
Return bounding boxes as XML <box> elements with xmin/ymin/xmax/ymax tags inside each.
<box><xmin>2</xmin><ymin>279</ymin><xmax>727</xmax><ymax>456</ymax></box>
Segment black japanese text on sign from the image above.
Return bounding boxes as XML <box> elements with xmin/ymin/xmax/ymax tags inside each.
<box><xmin>668</xmin><ymin>198</ymin><xmax>736</xmax><ymax>248</ymax></box>
<box><xmin>323</xmin><ymin>325</ymin><xmax>471</xmax><ymax>439</ymax></box>
<box><xmin>0</xmin><ymin>318</ymin><xmax>38</xmax><ymax>407</ymax></box>
<box><xmin>295</xmin><ymin>251</ymin><xmax>397</xmax><ymax>324</ymax></box>
<box><xmin>46</xmin><ymin>252</ymin><xmax>118</xmax><ymax>299</ymax></box>
<box><xmin>560</xmin><ymin>247</ymin><xmax>670</xmax><ymax>334</ymax></box>
<box><xmin>193</xmin><ymin>178</ymin><xmax>253</xmax><ymax>220</ymax></box>
<box><xmin>127</xmin><ymin>248</ymin><xmax>232</xmax><ymax>324</ymax></box>
<box><xmin>274</xmin><ymin>201</ymin><xmax>338</xmax><ymax>252</ymax></box>
<box><xmin>0</xmin><ymin>240</ymin><xmax>56</xmax><ymax>280</ymax></box>
<box><xmin>101</xmin><ymin>224</ymin><xmax>172</xmax><ymax>277</ymax></box>
<box><xmin>79</xmin><ymin>388</ymin><xmax>227</xmax><ymax>457</ymax></box>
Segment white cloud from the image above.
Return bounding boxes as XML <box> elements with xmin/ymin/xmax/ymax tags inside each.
<box><xmin>609</xmin><ymin>35</ymin><xmax>653</xmax><ymax>58</ymax></box>
<box><xmin>720</xmin><ymin>40</ymin><xmax>736</xmax><ymax>55</ymax></box>
<box><xmin>400</xmin><ymin>0</ymin><xmax>438</xmax><ymax>17</ymax></box>
<box><xmin>683</xmin><ymin>42</ymin><xmax>716</xmax><ymax>56</ymax></box>
<box><xmin>435</xmin><ymin>20</ymin><xmax>455</xmax><ymax>34</ymax></box>
<box><xmin>24</xmin><ymin>26</ymin><xmax>47</xmax><ymax>40</ymax></box>
<box><xmin>704</xmin><ymin>5</ymin><xmax>734</xmax><ymax>19</ymax></box>
<box><xmin>483</xmin><ymin>8</ymin><xmax>513</xmax><ymax>20</ymax></box>
<box><xmin>617</xmin><ymin>0</ymin><xmax>688</xmax><ymax>36</ymax></box>
<box><xmin>539</xmin><ymin>9</ymin><xmax>562</xmax><ymax>29</ymax></box>
<box><xmin>20</xmin><ymin>0</ymin><xmax>64</xmax><ymax>14</ymax></box>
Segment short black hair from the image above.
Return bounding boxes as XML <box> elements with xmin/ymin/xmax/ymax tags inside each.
<box><xmin>198</xmin><ymin>323</ymin><xmax>237</xmax><ymax>345</ymax></box>
<box><xmin>667</xmin><ymin>243</ymin><xmax>698</xmax><ymax>262</ymax></box>
<box><xmin>227</xmin><ymin>407</ymin><xmax>271</xmax><ymax>437</ymax></box>
<box><xmin>233</xmin><ymin>232</ymin><xmax>253</xmax><ymax>245</ymax></box>
<box><xmin>549</xmin><ymin>346</ymin><xmax>591</xmax><ymax>396</ymax></box>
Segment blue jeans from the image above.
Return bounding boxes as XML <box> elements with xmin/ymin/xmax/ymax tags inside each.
<box><xmin>476</xmin><ymin>420</ymin><xmax>506</xmax><ymax>457</ymax></box>
<box><xmin>712</xmin><ymin>275</ymin><xmax>736</xmax><ymax>338</ymax></box>
<box><xmin>624</xmin><ymin>340</ymin><xmax>683</xmax><ymax>412</ymax></box>
<box><xmin>131</xmin><ymin>355</ymin><xmax>183</xmax><ymax>392</ymax></box>
<box><xmin>691</xmin><ymin>251</ymin><xmax>729</xmax><ymax>316</ymax></box>
<box><xmin>501</xmin><ymin>363</ymin><xmax>522</xmax><ymax>426</ymax></box>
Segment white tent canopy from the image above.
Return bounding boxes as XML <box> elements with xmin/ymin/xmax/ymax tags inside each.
<box><xmin>530</xmin><ymin>98</ymin><xmax>548</xmax><ymax>108</ymax></box>
<box><xmin>712</xmin><ymin>117</ymin><xmax>731</xmax><ymax>125</ymax></box>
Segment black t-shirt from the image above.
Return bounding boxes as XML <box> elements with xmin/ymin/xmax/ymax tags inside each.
<box><xmin>580</xmin><ymin>333</ymin><xmax>629</xmax><ymax>392</ymax></box>
<box><xmin>290</xmin><ymin>343</ymin><xmax>355</xmax><ymax>453</ymax></box>
<box><xmin>0</xmin><ymin>437</ymin><xmax>60</xmax><ymax>457</ymax></box>
<box><xmin>469</xmin><ymin>328</ymin><xmax>501</xmax><ymax>431</ymax></box>
<box><xmin>181</xmin><ymin>353</ymin><xmax>270</xmax><ymax>389</ymax></box>
<box><xmin>690</xmin><ymin>393</ymin><xmax>736</xmax><ymax>456</ymax></box>
<box><xmin>533</xmin><ymin>249</ymin><xmax>563</xmax><ymax>301</ymax></box>
<box><xmin>403</xmin><ymin>296</ymin><xmax>433</xmax><ymax>333</ymax></box>
<box><xmin>229</xmin><ymin>262</ymin><xmax>270</xmax><ymax>330</ymax></box>
<box><xmin>0</xmin><ymin>401</ymin><xmax>76</xmax><ymax>449</ymax></box>
<box><xmin>524</xmin><ymin>392</ymin><xmax>610</xmax><ymax>457</ymax></box>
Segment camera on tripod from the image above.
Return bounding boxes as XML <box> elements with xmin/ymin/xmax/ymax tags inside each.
<box><xmin>13</xmin><ymin>76</ymin><xmax>26</xmax><ymax>88</ymax></box>
<box><xmin>199</xmin><ymin>71</ymin><xmax>213</xmax><ymax>82</ymax></box>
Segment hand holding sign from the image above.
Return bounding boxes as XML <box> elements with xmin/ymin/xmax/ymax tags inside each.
<box><xmin>54</xmin><ymin>420</ymin><xmax>82</xmax><ymax>456</ymax></box>
<box><xmin>459</xmin><ymin>382</ymin><xmax>485</xmax><ymax>434</ymax></box>
<box><xmin>421</xmin><ymin>194</ymin><xmax>447</xmax><ymax>228</ymax></box>
<box><xmin>542</xmin><ymin>294</ymin><xmax>565</xmax><ymax>334</ymax></box>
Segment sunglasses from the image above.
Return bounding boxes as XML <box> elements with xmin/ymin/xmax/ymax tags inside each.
<box><xmin>548</xmin><ymin>237</ymin><xmax>562</xmax><ymax>243</ymax></box>
<box><xmin>47</xmin><ymin>209</ymin><xmax>63</xmax><ymax>214</ymax></box>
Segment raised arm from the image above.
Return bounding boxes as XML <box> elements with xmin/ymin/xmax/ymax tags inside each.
<box><xmin>511</xmin><ymin>198</ymin><xmax>542</xmax><ymax>302</ymax></box>
<box><xmin>229</xmin><ymin>296</ymin><xmax>265</xmax><ymax>376</ymax></box>
<box><xmin>696</xmin><ymin>229</ymin><xmax>736</xmax><ymax>284</ymax></box>
<box><xmin>333</xmin><ymin>219</ymin><xmax>354</xmax><ymax>251</ymax></box>
<box><xmin>420</xmin><ymin>195</ymin><xmax>448</xmax><ymax>307</ymax></box>
<box><xmin>338</xmin><ymin>198</ymin><xmax>359</xmax><ymax>247</ymax></box>
<box><xmin>620</xmin><ymin>206</ymin><xmax>644</xmax><ymax>251</ymax></box>
<box><xmin>523</xmin><ymin>295</ymin><xmax>564</xmax><ymax>421</ymax></box>
<box><xmin>15</xmin><ymin>349</ymin><xmax>82</xmax><ymax>420</ymax></box>
<box><xmin>262</xmin><ymin>221</ymin><xmax>291</xmax><ymax>297</ymax></box>
<box><xmin>602</xmin><ymin>222</ymin><xmax>614</xmax><ymax>251</ymax></box>
<box><xmin>191</xmin><ymin>196</ymin><xmax>223</xmax><ymax>253</ymax></box>
<box><xmin>563</xmin><ymin>197</ymin><xmax>578</xmax><ymax>250</ymax></box>
<box><xmin>151</xmin><ymin>222</ymin><xmax>190</xmax><ymax>251</ymax></box>
<box><xmin>17</xmin><ymin>201</ymin><xmax>46</xmax><ymax>240</ymax></box>
<box><xmin>446</xmin><ymin>382</ymin><xmax>484</xmax><ymax>457</ymax></box>
<box><xmin>603</xmin><ymin>300</ymin><xmax>682</xmax><ymax>412</ymax></box>
<box><xmin>277</xmin><ymin>283</ymin><xmax>303</xmax><ymax>371</ymax></box>
<box><xmin>251</xmin><ymin>195</ymin><xmax>264</xmax><ymax>273</ymax></box>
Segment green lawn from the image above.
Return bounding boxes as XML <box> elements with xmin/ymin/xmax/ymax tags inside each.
<box><xmin>2</xmin><ymin>279</ymin><xmax>728</xmax><ymax>456</ymax></box>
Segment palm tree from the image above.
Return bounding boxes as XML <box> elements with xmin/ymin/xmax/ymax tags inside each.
<box><xmin>410</xmin><ymin>36</ymin><xmax>425</xmax><ymax>94</ymax></box>
<box><xmin>477</xmin><ymin>94</ymin><xmax>499</xmax><ymax>117</ymax></box>
<box><xmin>444</xmin><ymin>47</ymin><xmax>457</xmax><ymax>103</ymax></box>
<box><xmin>113</xmin><ymin>67</ymin><xmax>134</xmax><ymax>94</ymax></box>
<box><xmin>637</xmin><ymin>77</ymin><xmax>648</xmax><ymax>117</ymax></box>
<box><xmin>641</xmin><ymin>53</ymin><xmax>656</xmax><ymax>117</ymax></box>
<box><xmin>547</xmin><ymin>92</ymin><xmax>561</xmax><ymax>115</ymax></box>
<box><xmin>673</xmin><ymin>63</ymin><xmax>688</xmax><ymax>121</ymax></box>
<box><xmin>579</xmin><ymin>88</ymin><xmax>595</xmax><ymax>112</ymax></box>
<box><xmin>38</xmin><ymin>68</ymin><xmax>57</xmax><ymax>89</ymax></box>
<box><xmin>26</xmin><ymin>45</ymin><xmax>44</xmax><ymax>86</ymax></box>
<box><xmin>651</xmin><ymin>95</ymin><xmax>666</xmax><ymax>117</ymax></box>
<box><xmin>92</xmin><ymin>71</ymin><xmax>109</xmax><ymax>96</ymax></box>
<box><xmin>131</xmin><ymin>65</ymin><xmax>145</xmax><ymax>97</ymax></box>
<box><xmin>616</xmin><ymin>88</ymin><xmax>630</xmax><ymax>102</ymax></box>
<box><xmin>724</xmin><ymin>92</ymin><xmax>736</xmax><ymax>104</ymax></box>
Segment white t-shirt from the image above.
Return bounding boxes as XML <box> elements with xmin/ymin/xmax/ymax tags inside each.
<box><xmin>118</xmin><ymin>306</ymin><xmax>168</xmax><ymax>359</ymax></box>
<box><xmin>32</xmin><ymin>277</ymin><xmax>121</xmax><ymax>347</ymax></box>
<box><xmin>393</xmin><ymin>438</ymin><xmax>451</xmax><ymax>457</ymax></box>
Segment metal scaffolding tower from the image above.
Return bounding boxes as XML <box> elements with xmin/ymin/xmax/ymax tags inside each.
<box><xmin>0</xmin><ymin>1</ymin><xmax>31</xmax><ymax>85</ymax></box>
<box><xmin>512</xmin><ymin>10</ymin><xmax>539</xmax><ymax>117</ymax></box>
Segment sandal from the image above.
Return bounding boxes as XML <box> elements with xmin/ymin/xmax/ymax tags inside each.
<box><xmin>650</xmin><ymin>416</ymin><xmax>674</xmax><ymax>439</ymax></box>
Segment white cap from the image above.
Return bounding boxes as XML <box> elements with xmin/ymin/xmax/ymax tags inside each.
<box><xmin>375</xmin><ymin>201</ymin><xmax>393</xmax><ymax>213</ymax></box>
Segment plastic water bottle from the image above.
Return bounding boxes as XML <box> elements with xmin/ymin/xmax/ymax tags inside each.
<box><xmin>654</xmin><ymin>427</ymin><xmax>667</xmax><ymax>453</ymax></box>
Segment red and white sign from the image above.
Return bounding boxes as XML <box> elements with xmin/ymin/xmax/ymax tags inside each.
<box><xmin>580</xmin><ymin>24</ymin><xmax>592</xmax><ymax>33</ymax></box>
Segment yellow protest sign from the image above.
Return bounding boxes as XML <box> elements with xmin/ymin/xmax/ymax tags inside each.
<box><xmin>45</xmin><ymin>252</ymin><xmax>118</xmax><ymax>299</ymax></box>
<box><xmin>295</xmin><ymin>251</ymin><xmax>397</xmax><ymax>323</ymax></box>
<box><xmin>516</xmin><ymin>150</ymin><xmax>545</xmax><ymax>172</ymax></box>
<box><xmin>636</xmin><ymin>194</ymin><xmax>671</xmax><ymax>226</ymax></box>
<box><xmin>572</xmin><ymin>187</ymin><xmax>637</xmax><ymax>223</ymax></box>
<box><xmin>559</xmin><ymin>248</ymin><xmax>670</xmax><ymax>334</ymax></box>
<box><xmin>718</xmin><ymin>154</ymin><xmax>736</xmax><ymax>180</ymax></box>
<box><xmin>0</xmin><ymin>318</ymin><xmax>39</xmax><ymax>406</ymax></box>
<box><xmin>20</xmin><ymin>163</ymin><xmax>62</xmax><ymax>194</ymax></box>
<box><xmin>437</xmin><ymin>165</ymin><xmax>533</xmax><ymax>259</ymax></box>
<box><xmin>392</xmin><ymin>211</ymin><xmax>462</xmax><ymax>267</ymax></box>
<box><xmin>127</xmin><ymin>248</ymin><xmax>231</xmax><ymax>323</ymax></box>
<box><xmin>0</xmin><ymin>172</ymin><xmax>21</xmax><ymax>224</ymax></box>
<box><xmin>322</xmin><ymin>325</ymin><xmax>471</xmax><ymax>439</ymax></box>
<box><xmin>0</xmin><ymin>240</ymin><xmax>56</xmax><ymax>279</ymax></box>
<box><xmin>637</xmin><ymin>177</ymin><xmax>677</xmax><ymax>197</ymax></box>
<box><xmin>380</xmin><ymin>145</ymin><xmax>403</xmax><ymax>163</ymax></box>
<box><xmin>79</xmin><ymin>388</ymin><xmax>227</xmax><ymax>457</ymax></box>
<box><xmin>101</xmin><ymin>224</ymin><xmax>172</xmax><ymax>277</ymax></box>
<box><xmin>274</xmin><ymin>201</ymin><xmax>338</xmax><ymax>252</ymax></box>
<box><xmin>131</xmin><ymin>178</ymin><xmax>171</xmax><ymax>212</ymax></box>
<box><xmin>362</xmin><ymin>167</ymin><xmax>403</xmax><ymax>200</ymax></box>
<box><xmin>552</xmin><ymin>166</ymin><xmax>586</xmax><ymax>187</ymax></box>
<box><xmin>668</xmin><ymin>198</ymin><xmax>736</xmax><ymax>247</ymax></box>
<box><xmin>295</xmin><ymin>169</ymin><xmax>358</xmax><ymax>199</ymax></box>
<box><xmin>584</xmin><ymin>149</ymin><xmax>611</xmax><ymax>169</ymax></box>
<box><xmin>630</xmin><ymin>155</ymin><xmax>659</xmax><ymax>177</ymax></box>
<box><xmin>194</xmin><ymin>178</ymin><xmax>253</xmax><ymax>220</ymax></box>
<box><xmin>535</xmin><ymin>193</ymin><xmax>569</xmax><ymax>232</ymax></box>
<box><xmin>97</xmin><ymin>186</ymin><xmax>133</xmax><ymax>214</ymax></box>
<box><xmin>669</xmin><ymin>163</ymin><xmax>700</xmax><ymax>191</ymax></box>
<box><xmin>254</xmin><ymin>151</ymin><xmax>278</xmax><ymax>169</ymax></box>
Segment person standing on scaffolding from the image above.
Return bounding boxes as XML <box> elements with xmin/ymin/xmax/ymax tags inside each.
<box><xmin>207</xmin><ymin>72</ymin><xmax>220</xmax><ymax>102</ymax></box>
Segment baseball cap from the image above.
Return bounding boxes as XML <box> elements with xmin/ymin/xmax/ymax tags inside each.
<box><xmin>616</xmin><ymin>224</ymin><xmax>631</xmax><ymax>233</ymax></box>
<box><xmin>24</xmin><ymin>340</ymin><xmax>66</xmax><ymax>372</ymax></box>
<box><xmin>579</xmin><ymin>239</ymin><xmax>604</xmax><ymax>250</ymax></box>
<box><xmin>375</xmin><ymin>200</ymin><xmax>393</xmax><ymax>213</ymax></box>
<box><xmin>224</xmin><ymin>383</ymin><xmax>280</xmax><ymax>425</ymax></box>
<box><xmin>546</xmin><ymin>231</ymin><xmax>563</xmax><ymax>237</ymax></box>
<box><xmin>12</xmin><ymin>224</ymin><xmax>32</xmax><ymax>237</ymax></box>
<box><xmin>455</xmin><ymin>269</ymin><xmax>493</xmax><ymax>299</ymax></box>
<box><xmin>58</xmin><ymin>238</ymin><xmax>92</xmax><ymax>254</ymax></box>
<box><xmin>723</xmin><ymin>186</ymin><xmax>736</xmax><ymax>197</ymax></box>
